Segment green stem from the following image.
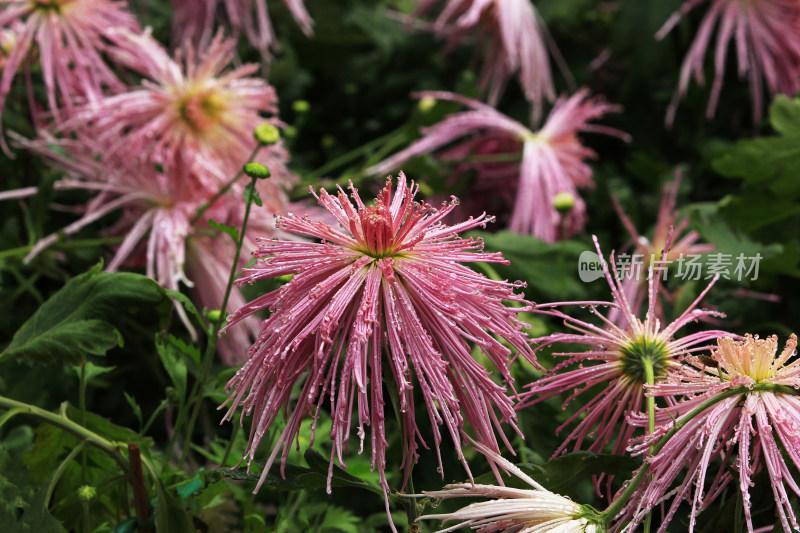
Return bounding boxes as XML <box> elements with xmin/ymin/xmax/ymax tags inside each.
<box><xmin>220</xmin><ymin>415</ymin><xmax>240</xmax><ymax>467</ymax></box>
<box><xmin>45</xmin><ymin>441</ymin><xmax>88</xmax><ymax>513</ymax></box>
<box><xmin>301</xmin><ymin>125</ymin><xmax>408</xmax><ymax>184</ymax></box>
<box><xmin>0</xmin><ymin>396</ymin><xmax>130</xmax><ymax>475</ymax></box>
<box><xmin>140</xmin><ymin>399</ymin><xmax>168</xmax><ymax>437</ymax></box>
<box><xmin>191</xmin><ymin>145</ymin><xmax>262</xmax><ymax>226</ymax></box>
<box><xmin>641</xmin><ymin>359</ymin><xmax>656</xmax><ymax>533</ymax></box>
<box><xmin>178</xmin><ymin>176</ymin><xmax>261</xmax><ymax>468</ymax></box>
<box><xmin>0</xmin><ymin>237</ymin><xmax>125</xmax><ymax>262</ymax></box>
<box><xmin>600</xmin><ymin>382</ymin><xmax>800</xmax><ymax>525</ymax></box>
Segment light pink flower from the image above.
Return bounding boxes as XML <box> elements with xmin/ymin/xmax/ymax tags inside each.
<box><xmin>18</xmin><ymin>132</ymin><xmax>293</xmax><ymax>365</ymax></box>
<box><xmin>220</xmin><ymin>174</ymin><xmax>538</xmax><ymax>528</ymax></box>
<box><xmin>369</xmin><ymin>90</ymin><xmax>627</xmax><ymax>243</ymax></box>
<box><xmin>0</xmin><ymin>0</ymin><xmax>140</xmax><ymax>135</ymax></box>
<box><xmin>414</xmin><ymin>0</ymin><xmax>556</xmax><ymax>123</ymax></box>
<box><xmin>420</xmin><ymin>441</ymin><xmax>602</xmax><ymax>533</ymax></box>
<box><xmin>658</xmin><ymin>0</ymin><xmax>800</xmax><ymax>125</ymax></box>
<box><xmin>74</xmin><ymin>31</ymin><xmax>281</xmax><ymax>185</ymax></box>
<box><xmin>610</xmin><ymin>172</ymin><xmax>715</xmax><ymax>322</ymax></box>
<box><xmin>171</xmin><ymin>0</ymin><xmax>313</xmax><ymax>60</ymax></box>
<box><xmin>619</xmin><ymin>334</ymin><xmax>800</xmax><ymax>533</ymax></box>
<box><xmin>518</xmin><ymin>236</ymin><xmax>730</xmax><ymax>458</ymax></box>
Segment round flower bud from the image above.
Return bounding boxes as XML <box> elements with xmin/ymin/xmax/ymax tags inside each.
<box><xmin>206</xmin><ymin>309</ymin><xmax>222</xmax><ymax>322</ymax></box>
<box><xmin>553</xmin><ymin>191</ymin><xmax>575</xmax><ymax>213</ymax></box>
<box><xmin>292</xmin><ymin>100</ymin><xmax>310</xmax><ymax>113</ymax></box>
<box><xmin>78</xmin><ymin>485</ymin><xmax>96</xmax><ymax>502</ymax></box>
<box><xmin>253</xmin><ymin>122</ymin><xmax>281</xmax><ymax>145</ymax></box>
<box><xmin>418</xmin><ymin>96</ymin><xmax>437</xmax><ymax>113</ymax></box>
<box><xmin>243</xmin><ymin>162</ymin><xmax>271</xmax><ymax>180</ymax></box>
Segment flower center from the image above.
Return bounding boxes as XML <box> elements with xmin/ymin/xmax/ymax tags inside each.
<box><xmin>618</xmin><ymin>335</ymin><xmax>671</xmax><ymax>383</ymax></box>
<box><xmin>178</xmin><ymin>89</ymin><xmax>225</xmax><ymax>133</ymax></box>
<box><xmin>32</xmin><ymin>0</ymin><xmax>64</xmax><ymax>12</ymax></box>
<box><xmin>357</xmin><ymin>204</ymin><xmax>396</xmax><ymax>259</ymax></box>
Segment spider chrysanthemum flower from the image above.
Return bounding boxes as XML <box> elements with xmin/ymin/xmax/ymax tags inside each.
<box><xmin>18</xmin><ymin>132</ymin><xmax>294</xmax><ymax>364</ymax></box>
<box><xmin>657</xmin><ymin>0</ymin><xmax>800</xmax><ymax>125</ymax></box>
<box><xmin>518</xmin><ymin>236</ymin><xmax>731</xmax><ymax>458</ymax></box>
<box><xmin>369</xmin><ymin>91</ymin><xmax>627</xmax><ymax>243</ymax></box>
<box><xmin>618</xmin><ymin>334</ymin><xmax>800</xmax><ymax>533</ymax></box>
<box><xmin>414</xmin><ymin>0</ymin><xmax>557</xmax><ymax>123</ymax></box>
<box><xmin>76</xmin><ymin>30</ymin><xmax>280</xmax><ymax>184</ymax></box>
<box><xmin>0</xmin><ymin>0</ymin><xmax>139</xmax><ymax>142</ymax></box>
<box><xmin>220</xmin><ymin>173</ymin><xmax>538</xmax><ymax>525</ymax></box>
<box><xmin>171</xmin><ymin>0</ymin><xmax>313</xmax><ymax>60</ymax></box>
<box><xmin>420</xmin><ymin>442</ymin><xmax>603</xmax><ymax>533</ymax></box>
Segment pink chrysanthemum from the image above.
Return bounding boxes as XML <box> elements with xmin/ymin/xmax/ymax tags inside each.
<box><xmin>75</xmin><ymin>31</ymin><xmax>281</xmax><ymax>185</ymax></box>
<box><xmin>414</xmin><ymin>0</ymin><xmax>557</xmax><ymax>123</ymax></box>
<box><xmin>220</xmin><ymin>173</ymin><xmax>538</xmax><ymax>527</ymax></box>
<box><xmin>0</xmin><ymin>0</ymin><xmax>139</xmax><ymax>133</ymax></box>
<box><xmin>609</xmin><ymin>172</ymin><xmax>715</xmax><ymax>322</ymax></box>
<box><xmin>369</xmin><ymin>90</ymin><xmax>627</xmax><ymax>243</ymax></box>
<box><xmin>657</xmin><ymin>0</ymin><xmax>800</xmax><ymax>125</ymax></box>
<box><xmin>518</xmin><ymin>236</ymin><xmax>730</xmax><ymax>458</ymax></box>
<box><xmin>18</xmin><ymin>132</ymin><xmax>294</xmax><ymax>364</ymax></box>
<box><xmin>619</xmin><ymin>334</ymin><xmax>800</xmax><ymax>533</ymax></box>
<box><xmin>171</xmin><ymin>0</ymin><xmax>313</xmax><ymax>60</ymax></box>
<box><xmin>420</xmin><ymin>442</ymin><xmax>602</xmax><ymax>533</ymax></box>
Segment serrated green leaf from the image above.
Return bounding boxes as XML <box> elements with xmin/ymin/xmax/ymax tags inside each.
<box><xmin>2</xmin><ymin>265</ymin><xmax>165</xmax><ymax>365</ymax></box>
<box><xmin>163</xmin><ymin>290</ymin><xmax>207</xmax><ymax>333</ymax></box>
<box><xmin>318</xmin><ymin>505</ymin><xmax>360</xmax><ymax>533</ymax></box>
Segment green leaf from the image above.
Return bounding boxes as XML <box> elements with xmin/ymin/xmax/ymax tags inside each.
<box><xmin>155</xmin><ymin>334</ymin><xmax>187</xmax><ymax>401</ymax></box>
<box><xmin>123</xmin><ymin>392</ymin><xmax>143</xmax><ymax>429</ymax></box>
<box><xmin>153</xmin><ymin>482</ymin><xmax>195</xmax><ymax>533</ymax></box>
<box><xmin>2</xmin><ymin>265</ymin><xmax>165</xmax><ymax>365</ymax></box>
<box><xmin>163</xmin><ymin>290</ymin><xmax>207</xmax><ymax>333</ymax></box>
<box><xmin>317</xmin><ymin>506</ymin><xmax>360</xmax><ymax>533</ymax></box>
<box><xmin>71</xmin><ymin>362</ymin><xmax>116</xmax><ymax>386</ymax></box>
<box><xmin>208</xmin><ymin>219</ymin><xmax>239</xmax><ymax>244</ymax></box>
<box><xmin>769</xmin><ymin>95</ymin><xmax>800</xmax><ymax>137</ymax></box>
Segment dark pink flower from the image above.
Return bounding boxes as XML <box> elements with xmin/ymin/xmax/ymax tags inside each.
<box><xmin>619</xmin><ymin>334</ymin><xmax>800</xmax><ymax>533</ymax></box>
<box><xmin>415</xmin><ymin>0</ymin><xmax>556</xmax><ymax>122</ymax></box>
<box><xmin>0</xmin><ymin>0</ymin><xmax>140</xmax><ymax>145</ymax></box>
<box><xmin>220</xmin><ymin>174</ymin><xmax>538</xmax><ymax>527</ymax></box>
<box><xmin>369</xmin><ymin>91</ymin><xmax>627</xmax><ymax>243</ymax></box>
<box><xmin>75</xmin><ymin>31</ymin><xmax>281</xmax><ymax>185</ymax></box>
<box><xmin>518</xmin><ymin>236</ymin><xmax>730</xmax><ymax>458</ymax></box>
<box><xmin>658</xmin><ymin>0</ymin><xmax>800</xmax><ymax>125</ymax></box>
<box><xmin>171</xmin><ymin>0</ymin><xmax>313</xmax><ymax>60</ymax></box>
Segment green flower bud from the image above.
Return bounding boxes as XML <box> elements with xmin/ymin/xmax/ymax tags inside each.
<box><xmin>243</xmin><ymin>162</ymin><xmax>271</xmax><ymax>180</ymax></box>
<box><xmin>418</xmin><ymin>96</ymin><xmax>437</xmax><ymax>113</ymax></box>
<box><xmin>253</xmin><ymin>122</ymin><xmax>281</xmax><ymax>145</ymax></box>
<box><xmin>292</xmin><ymin>100</ymin><xmax>310</xmax><ymax>113</ymax></box>
<box><xmin>553</xmin><ymin>191</ymin><xmax>575</xmax><ymax>213</ymax></box>
<box><xmin>78</xmin><ymin>485</ymin><xmax>96</xmax><ymax>502</ymax></box>
<box><xmin>207</xmin><ymin>309</ymin><xmax>222</xmax><ymax>322</ymax></box>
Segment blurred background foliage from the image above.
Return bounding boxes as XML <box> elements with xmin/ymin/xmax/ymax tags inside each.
<box><xmin>2</xmin><ymin>0</ymin><xmax>800</xmax><ymax>531</ymax></box>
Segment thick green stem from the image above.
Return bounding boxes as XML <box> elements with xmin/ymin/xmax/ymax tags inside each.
<box><xmin>179</xmin><ymin>175</ymin><xmax>261</xmax><ymax>468</ymax></box>
<box><xmin>0</xmin><ymin>236</ymin><xmax>125</xmax><ymax>262</ymax></box>
<box><xmin>600</xmin><ymin>382</ymin><xmax>799</xmax><ymax>525</ymax></box>
<box><xmin>0</xmin><ymin>396</ymin><xmax>129</xmax><ymax>474</ymax></box>
<box><xmin>641</xmin><ymin>359</ymin><xmax>656</xmax><ymax>533</ymax></box>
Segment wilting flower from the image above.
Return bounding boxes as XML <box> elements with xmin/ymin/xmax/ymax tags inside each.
<box><xmin>0</xmin><ymin>0</ymin><xmax>140</xmax><ymax>131</ymax></box>
<box><xmin>518</xmin><ymin>236</ymin><xmax>730</xmax><ymax>458</ymax></box>
<box><xmin>414</xmin><ymin>0</ymin><xmax>556</xmax><ymax>122</ymax></box>
<box><xmin>369</xmin><ymin>91</ymin><xmax>627</xmax><ymax>243</ymax></box>
<box><xmin>420</xmin><ymin>442</ymin><xmax>603</xmax><ymax>533</ymax></box>
<box><xmin>171</xmin><ymin>0</ymin><xmax>313</xmax><ymax>60</ymax></box>
<box><xmin>220</xmin><ymin>173</ymin><xmax>537</xmax><ymax>527</ymax></box>
<box><xmin>18</xmin><ymin>132</ymin><xmax>293</xmax><ymax>364</ymax></box>
<box><xmin>75</xmin><ymin>31</ymin><xmax>281</xmax><ymax>185</ymax></box>
<box><xmin>657</xmin><ymin>0</ymin><xmax>800</xmax><ymax>125</ymax></box>
<box><xmin>620</xmin><ymin>334</ymin><xmax>800</xmax><ymax>533</ymax></box>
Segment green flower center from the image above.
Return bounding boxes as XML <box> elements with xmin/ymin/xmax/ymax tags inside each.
<box><xmin>618</xmin><ymin>335</ymin><xmax>671</xmax><ymax>383</ymax></box>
